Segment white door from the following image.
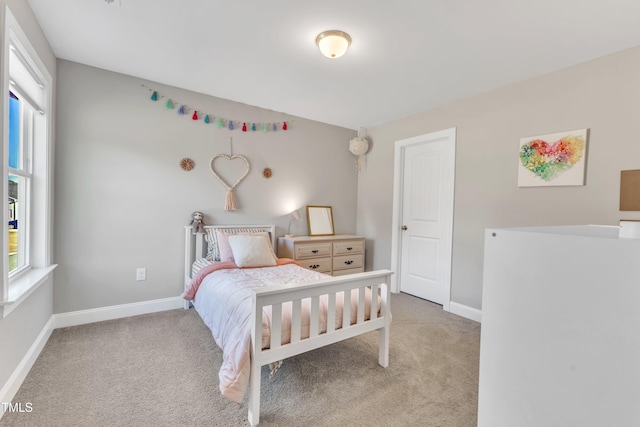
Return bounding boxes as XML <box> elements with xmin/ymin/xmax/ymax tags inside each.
<box><xmin>392</xmin><ymin>128</ymin><xmax>455</xmax><ymax>306</ymax></box>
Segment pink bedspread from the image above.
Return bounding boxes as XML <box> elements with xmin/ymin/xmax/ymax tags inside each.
<box><xmin>182</xmin><ymin>258</ymin><xmax>300</xmax><ymax>300</ymax></box>
<box><xmin>183</xmin><ymin>261</ymin><xmax>377</xmax><ymax>403</ymax></box>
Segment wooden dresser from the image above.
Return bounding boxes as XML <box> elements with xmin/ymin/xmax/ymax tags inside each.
<box><xmin>277</xmin><ymin>235</ymin><xmax>365</xmax><ymax>276</ymax></box>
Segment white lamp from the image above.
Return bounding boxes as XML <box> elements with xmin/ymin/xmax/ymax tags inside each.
<box><xmin>286</xmin><ymin>210</ymin><xmax>301</xmax><ymax>238</ymax></box>
<box><xmin>316</xmin><ymin>30</ymin><xmax>351</xmax><ymax>59</ymax></box>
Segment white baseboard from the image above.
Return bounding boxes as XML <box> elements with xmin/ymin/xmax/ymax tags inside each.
<box><xmin>0</xmin><ymin>316</ymin><xmax>54</xmax><ymax>420</ymax></box>
<box><xmin>53</xmin><ymin>296</ymin><xmax>184</xmax><ymax>329</ymax></box>
<box><xmin>449</xmin><ymin>301</ymin><xmax>482</xmax><ymax>323</ymax></box>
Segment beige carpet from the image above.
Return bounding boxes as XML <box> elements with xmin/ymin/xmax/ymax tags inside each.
<box><xmin>0</xmin><ymin>293</ymin><xmax>480</xmax><ymax>427</ymax></box>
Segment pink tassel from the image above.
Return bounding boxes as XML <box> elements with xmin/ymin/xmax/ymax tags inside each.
<box><xmin>225</xmin><ymin>189</ymin><xmax>236</xmax><ymax>211</ymax></box>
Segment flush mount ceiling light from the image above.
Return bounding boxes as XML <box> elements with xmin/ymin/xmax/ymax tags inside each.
<box><xmin>315</xmin><ymin>30</ymin><xmax>351</xmax><ymax>59</ymax></box>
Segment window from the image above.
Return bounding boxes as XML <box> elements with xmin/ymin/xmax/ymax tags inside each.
<box><xmin>8</xmin><ymin>90</ymin><xmax>32</xmax><ymax>275</ymax></box>
<box><xmin>2</xmin><ymin>6</ymin><xmax>54</xmax><ymax>315</ymax></box>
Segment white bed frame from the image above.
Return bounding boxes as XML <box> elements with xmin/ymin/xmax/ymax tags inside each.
<box><xmin>184</xmin><ymin>225</ymin><xmax>393</xmax><ymax>426</ymax></box>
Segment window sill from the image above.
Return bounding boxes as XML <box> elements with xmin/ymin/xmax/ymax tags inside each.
<box><xmin>1</xmin><ymin>265</ymin><xmax>57</xmax><ymax>318</ymax></box>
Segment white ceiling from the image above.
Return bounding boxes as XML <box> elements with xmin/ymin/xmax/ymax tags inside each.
<box><xmin>26</xmin><ymin>0</ymin><xmax>640</xmax><ymax>130</ymax></box>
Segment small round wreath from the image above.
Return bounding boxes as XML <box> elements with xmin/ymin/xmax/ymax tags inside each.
<box><xmin>263</xmin><ymin>168</ymin><xmax>273</xmax><ymax>179</ymax></box>
<box><xmin>180</xmin><ymin>158</ymin><xmax>195</xmax><ymax>171</ymax></box>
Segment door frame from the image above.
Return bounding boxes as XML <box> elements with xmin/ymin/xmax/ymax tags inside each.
<box><xmin>390</xmin><ymin>127</ymin><xmax>456</xmax><ymax>311</ymax></box>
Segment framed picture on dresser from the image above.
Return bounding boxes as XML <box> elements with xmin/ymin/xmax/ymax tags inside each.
<box><xmin>306</xmin><ymin>206</ymin><xmax>335</xmax><ymax>236</ymax></box>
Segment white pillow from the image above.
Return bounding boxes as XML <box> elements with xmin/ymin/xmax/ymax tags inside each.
<box><xmin>215</xmin><ymin>230</ymin><xmax>274</xmax><ymax>263</ymax></box>
<box><xmin>228</xmin><ymin>235</ymin><xmax>277</xmax><ymax>267</ymax></box>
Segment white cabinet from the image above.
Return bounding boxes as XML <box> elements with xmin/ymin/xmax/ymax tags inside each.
<box><xmin>478</xmin><ymin>225</ymin><xmax>640</xmax><ymax>427</ymax></box>
<box><xmin>277</xmin><ymin>235</ymin><xmax>365</xmax><ymax>276</ymax></box>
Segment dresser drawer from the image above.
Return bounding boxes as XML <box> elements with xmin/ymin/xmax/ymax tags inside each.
<box><xmin>333</xmin><ymin>240</ymin><xmax>364</xmax><ymax>256</ymax></box>
<box><xmin>298</xmin><ymin>257</ymin><xmax>332</xmax><ymax>273</ymax></box>
<box><xmin>295</xmin><ymin>243</ymin><xmax>332</xmax><ymax>259</ymax></box>
<box><xmin>333</xmin><ymin>254</ymin><xmax>364</xmax><ymax>271</ymax></box>
<box><xmin>332</xmin><ymin>267</ymin><xmax>364</xmax><ymax>276</ymax></box>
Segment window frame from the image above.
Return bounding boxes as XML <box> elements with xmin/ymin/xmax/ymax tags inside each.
<box><xmin>1</xmin><ymin>5</ymin><xmax>55</xmax><ymax>317</ymax></box>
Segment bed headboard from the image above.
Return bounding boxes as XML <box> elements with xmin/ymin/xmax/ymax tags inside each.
<box><xmin>184</xmin><ymin>224</ymin><xmax>277</xmax><ymax>283</ymax></box>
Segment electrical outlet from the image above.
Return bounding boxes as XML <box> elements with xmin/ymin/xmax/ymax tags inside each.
<box><xmin>136</xmin><ymin>268</ymin><xmax>146</xmax><ymax>281</ymax></box>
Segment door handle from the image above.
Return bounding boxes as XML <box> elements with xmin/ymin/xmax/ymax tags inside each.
<box><xmin>401</xmin><ymin>225</ymin><xmax>408</xmax><ymax>230</ymax></box>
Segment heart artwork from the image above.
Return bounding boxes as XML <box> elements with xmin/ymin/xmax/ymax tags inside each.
<box><xmin>209</xmin><ymin>154</ymin><xmax>250</xmax><ymax>190</ymax></box>
<box><xmin>519</xmin><ymin>135</ymin><xmax>585</xmax><ymax>181</ymax></box>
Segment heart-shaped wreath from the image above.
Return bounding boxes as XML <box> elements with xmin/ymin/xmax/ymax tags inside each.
<box><xmin>210</xmin><ymin>154</ymin><xmax>250</xmax><ymax>210</ymax></box>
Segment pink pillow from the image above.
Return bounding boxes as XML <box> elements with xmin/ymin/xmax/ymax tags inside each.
<box><xmin>215</xmin><ymin>230</ymin><xmax>276</xmax><ymax>263</ymax></box>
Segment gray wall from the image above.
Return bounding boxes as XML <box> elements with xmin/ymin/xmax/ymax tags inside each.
<box><xmin>53</xmin><ymin>60</ymin><xmax>357</xmax><ymax>313</ymax></box>
<box><xmin>0</xmin><ymin>0</ymin><xmax>56</xmax><ymax>398</ymax></box>
<box><xmin>357</xmin><ymin>45</ymin><xmax>640</xmax><ymax>310</ymax></box>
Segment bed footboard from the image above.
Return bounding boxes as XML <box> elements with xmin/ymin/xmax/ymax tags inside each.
<box><xmin>248</xmin><ymin>269</ymin><xmax>393</xmax><ymax>426</ymax></box>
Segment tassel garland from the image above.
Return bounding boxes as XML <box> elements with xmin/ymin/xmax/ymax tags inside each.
<box><xmin>144</xmin><ymin>86</ymin><xmax>291</xmax><ymax>133</ymax></box>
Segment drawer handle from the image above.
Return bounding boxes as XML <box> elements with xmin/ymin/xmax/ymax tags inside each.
<box><xmin>346</xmin><ymin>247</ymin><xmax>353</xmax><ymax>251</ymax></box>
<box><xmin>344</xmin><ymin>260</ymin><xmax>353</xmax><ymax>265</ymax></box>
<box><xmin>311</xmin><ymin>250</ymin><xmax>319</xmax><ymax>254</ymax></box>
<box><xmin>309</xmin><ymin>264</ymin><xmax>319</xmax><ymax>269</ymax></box>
